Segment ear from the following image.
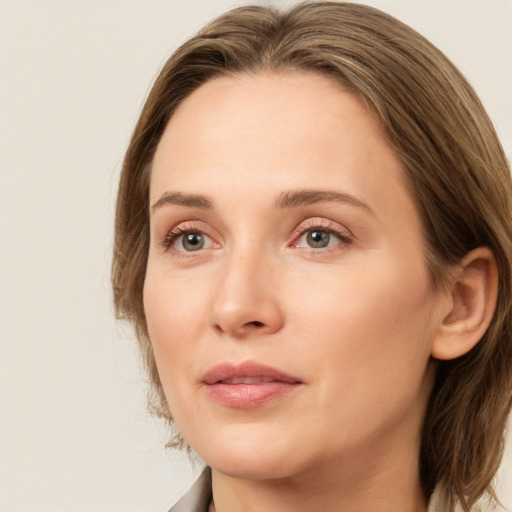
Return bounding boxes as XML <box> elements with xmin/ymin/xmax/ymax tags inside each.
<box><xmin>431</xmin><ymin>247</ymin><xmax>498</xmax><ymax>360</ymax></box>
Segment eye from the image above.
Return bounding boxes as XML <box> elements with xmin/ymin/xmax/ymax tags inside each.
<box><xmin>177</xmin><ymin>231</ymin><xmax>207</xmax><ymax>251</ymax></box>
<box><xmin>291</xmin><ymin>219</ymin><xmax>353</xmax><ymax>252</ymax></box>
<box><xmin>297</xmin><ymin>229</ymin><xmax>342</xmax><ymax>249</ymax></box>
<box><xmin>163</xmin><ymin>229</ymin><xmax>215</xmax><ymax>252</ymax></box>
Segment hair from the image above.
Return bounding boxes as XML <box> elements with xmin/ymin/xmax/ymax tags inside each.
<box><xmin>112</xmin><ymin>2</ymin><xmax>512</xmax><ymax>510</ymax></box>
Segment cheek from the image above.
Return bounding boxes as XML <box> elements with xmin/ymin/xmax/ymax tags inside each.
<box><xmin>290</xmin><ymin>255</ymin><xmax>437</xmax><ymax>391</ymax></box>
<box><xmin>288</xmin><ymin>266</ymin><xmax>436</xmax><ymax>446</ymax></box>
<box><xmin>143</xmin><ymin>269</ymin><xmax>208</xmax><ymax>389</ymax></box>
<box><xmin>144</xmin><ymin>263</ymin><xmax>208</xmax><ymax>331</ymax></box>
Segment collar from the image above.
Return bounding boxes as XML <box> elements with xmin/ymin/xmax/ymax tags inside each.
<box><xmin>168</xmin><ymin>467</ymin><xmax>212</xmax><ymax>512</ymax></box>
<box><xmin>167</xmin><ymin>466</ymin><xmax>473</xmax><ymax>512</ymax></box>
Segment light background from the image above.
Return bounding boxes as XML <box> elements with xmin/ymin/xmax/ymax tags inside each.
<box><xmin>0</xmin><ymin>1</ymin><xmax>510</xmax><ymax>511</ymax></box>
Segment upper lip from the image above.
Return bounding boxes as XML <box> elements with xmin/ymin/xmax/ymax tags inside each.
<box><xmin>202</xmin><ymin>361</ymin><xmax>302</xmax><ymax>385</ymax></box>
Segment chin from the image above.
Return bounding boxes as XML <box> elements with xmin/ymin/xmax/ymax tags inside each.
<box><xmin>208</xmin><ymin>453</ymin><xmax>303</xmax><ymax>482</ymax></box>
<box><xmin>187</xmin><ymin>424</ymin><xmax>311</xmax><ymax>481</ymax></box>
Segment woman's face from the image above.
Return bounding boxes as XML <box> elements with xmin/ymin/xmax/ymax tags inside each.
<box><xmin>144</xmin><ymin>72</ymin><xmax>448</xmax><ymax>481</ymax></box>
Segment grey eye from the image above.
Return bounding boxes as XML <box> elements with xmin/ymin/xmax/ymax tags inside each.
<box><xmin>306</xmin><ymin>230</ymin><xmax>331</xmax><ymax>248</ymax></box>
<box><xmin>179</xmin><ymin>232</ymin><xmax>205</xmax><ymax>251</ymax></box>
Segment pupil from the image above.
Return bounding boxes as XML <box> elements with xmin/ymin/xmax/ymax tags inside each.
<box><xmin>307</xmin><ymin>230</ymin><xmax>329</xmax><ymax>248</ymax></box>
<box><xmin>183</xmin><ymin>232</ymin><xmax>204</xmax><ymax>251</ymax></box>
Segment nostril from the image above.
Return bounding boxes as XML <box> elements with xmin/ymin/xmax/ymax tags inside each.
<box><xmin>213</xmin><ymin>320</ymin><xmax>265</xmax><ymax>335</ymax></box>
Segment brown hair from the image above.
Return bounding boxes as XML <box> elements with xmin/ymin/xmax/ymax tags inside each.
<box><xmin>112</xmin><ymin>2</ymin><xmax>512</xmax><ymax>510</ymax></box>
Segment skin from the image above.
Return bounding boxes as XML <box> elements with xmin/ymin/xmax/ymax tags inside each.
<box><xmin>144</xmin><ymin>72</ymin><xmax>455</xmax><ymax>512</ymax></box>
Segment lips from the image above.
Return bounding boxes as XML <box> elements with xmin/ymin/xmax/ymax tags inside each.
<box><xmin>202</xmin><ymin>361</ymin><xmax>303</xmax><ymax>408</ymax></box>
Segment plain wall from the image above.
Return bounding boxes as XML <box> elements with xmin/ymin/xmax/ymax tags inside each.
<box><xmin>0</xmin><ymin>1</ymin><xmax>510</xmax><ymax>511</ymax></box>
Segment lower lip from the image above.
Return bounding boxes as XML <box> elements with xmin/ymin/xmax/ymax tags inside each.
<box><xmin>205</xmin><ymin>382</ymin><xmax>301</xmax><ymax>408</ymax></box>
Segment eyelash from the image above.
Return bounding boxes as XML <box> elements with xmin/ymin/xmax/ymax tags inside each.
<box><xmin>160</xmin><ymin>223</ymin><xmax>211</xmax><ymax>252</ymax></box>
<box><xmin>290</xmin><ymin>219</ymin><xmax>353</xmax><ymax>251</ymax></box>
<box><xmin>159</xmin><ymin>219</ymin><xmax>353</xmax><ymax>254</ymax></box>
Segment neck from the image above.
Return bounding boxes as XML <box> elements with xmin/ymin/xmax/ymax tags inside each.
<box><xmin>209</xmin><ymin>361</ymin><xmax>436</xmax><ymax>512</ymax></box>
<box><xmin>210</xmin><ymin>421</ymin><xmax>428</xmax><ymax>512</ymax></box>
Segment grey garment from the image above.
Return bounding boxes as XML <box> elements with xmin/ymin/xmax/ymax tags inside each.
<box><xmin>167</xmin><ymin>466</ymin><xmax>471</xmax><ymax>512</ymax></box>
<box><xmin>168</xmin><ymin>468</ymin><xmax>212</xmax><ymax>512</ymax></box>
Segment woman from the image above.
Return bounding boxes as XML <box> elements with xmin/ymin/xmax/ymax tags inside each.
<box><xmin>112</xmin><ymin>2</ymin><xmax>512</xmax><ymax>511</ymax></box>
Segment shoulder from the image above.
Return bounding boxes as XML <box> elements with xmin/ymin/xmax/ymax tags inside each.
<box><xmin>167</xmin><ymin>467</ymin><xmax>212</xmax><ymax>512</ymax></box>
<box><xmin>428</xmin><ymin>487</ymin><xmax>493</xmax><ymax>512</ymax></box>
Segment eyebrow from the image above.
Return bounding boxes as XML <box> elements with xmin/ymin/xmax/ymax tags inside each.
<box><xmin>151</xmin><ymin>189</ymin><xmax>373</xmax><ymax>214</ymax></box>
<box><xmin>275</xmin><ymin>189</ymin><xmax>374</xmax><ymax>214</ymax></box>
<box><xmin>151</xmin><ymin>191</ymin><xmax>213</xmax><ymax>211</ymax></box>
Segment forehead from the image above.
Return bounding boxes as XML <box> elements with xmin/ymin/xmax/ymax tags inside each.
<box><xmin>152</xmin><ymin>72</ymin><xmax>400</xmax><ymax>182</ymax></box>
<box><xmin>150</xmin><ymin>72</ymin><xmax>416</xmax><ymax>227</ymax></box>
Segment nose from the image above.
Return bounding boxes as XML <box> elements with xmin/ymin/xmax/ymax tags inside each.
<box><xmin>209</xmin><ymin>248</ymin><xmax>284</xmax><ymax>338</ymax></box>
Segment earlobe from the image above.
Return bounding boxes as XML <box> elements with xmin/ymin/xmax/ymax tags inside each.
<box><xmin>431</xmin><ymin>247</ymin><xmax>498</xmax><ymax>361</ymax></box>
